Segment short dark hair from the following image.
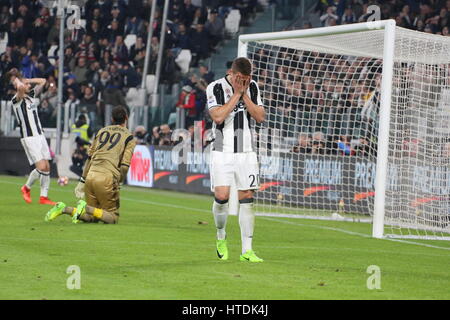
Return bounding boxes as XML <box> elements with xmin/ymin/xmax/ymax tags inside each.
<box><xmin>5</xmin><ymin>68</ymin><xmax>21</xmax><ymax>84</ymax></box>
<box><xmin>112</xmin><ymin>106</ymin><xmax>128</xmax><ymax>125</ymax></box>
<box><xmin>231</xmin><ymin>57</ymin><xmax>252</xmax><ymax>76</ymax></box>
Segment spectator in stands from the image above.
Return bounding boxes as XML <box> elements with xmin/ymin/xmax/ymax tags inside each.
<box><xmin>311</xmin><ymin>131</ymin><xmax>327</xmax><ymax>155</ymax></box>
<box><xmin>41</xmin><ymin>79</ymin><xmax>58</xmax><ymax>107</ymax></box>
<box><xmin>292</xmin><ymin>133</ymin><xmax>311</xmax><ymax>153</ymax></box>
<box><xmin>112</xmin><ymin>35</ymin><xmax>129</xmax><ymax>64</ymax></box>
<box><xmin>337</xmin><ymin>135</ymin><xmax>354</xmax><ymax>156</ymax></box>
<box><xmin>125</xmin><ymin>15</ymin><xmax>143</xmax><ymax>35</ymax></box>
<box><xmin>0</xmin><ymin>47</ymin><xmax>15</xmax><ymax>76</ymax></box>
<box><xmin>169</xmin><ymin>1</ymin><xmax>185</xmax><ymax>23</ymax></box>
<box><xmin>199</xmin><ymin>64</ymin><xmax>214</xmax><ymax>84</ymax></box>
<box><xmin>159</xmin><ymin>124</ymin><xmax>173</xmax><ymax>146</ymax></box>
<box><xmin>119</xmin><ymin>62</ymin><xmax>141</xmax><ymax>89</ymax></box>
<box><xmin>129</xmin><ymin>36</ymin><xmax>145</xmax><ymax>61</ymax></box>
<box><xmin>189</xmin><ymin>24</ymin><xmax>210</xmax><ymax>67</ymax></box>
<box><xmin>21</xmin><ymin>52</ymin><xmax>40</xmax><ymax>78</ymax></box>
<box><xmin>341</xmin><ymin>6</ymin><xmax>356</xmax><ymax>24</ymax></box>
<box><xmin>64</xmin><ymin>74</ymin><xmax>81</xmax><ymax>100</ymax></box>
<box><xmin>73</xmin><ymin>57</ymin><xmax>89</xmax><ymax>85</ymax></box>
<box><xmin>70</xmin><ymin>114</ymin><xmax>91</xmax><ymax>177</ymax></box>
<box><xmin>161</xmin><ymin>48</ymin><xmax>181</xmax><ymax>87</ymax></box>
<box><xmin>79</xmin><ymin>86</ymin><xmax>98</xmax><ymax>127</ymax></box>
<box><xmin>205</xmin><ymin>8</ymin><xmax>225</xmax><ymax>51</ymax></box>
<box><xmin>183</xmin><ymin>0</ymin><xmax>200</xmax><ymax>27</ymax></box>
<box><xmin>0</xmin><ymin>5</ymin><xmax>10</xmax><ymax>28</ymax></box>
<box><xmin>0</xmin><ymin>0</ymin><xmax>262</xmax><ymax>134</ymax></box>
<box><xmin>320</xmin><ymin>6</ymin><xmax>339</xmax><ymax>27</ymax></box>
<box><xmin>150</xmin><ymin>126</ymin><xmax>161</xmax><ymax>145</ymax></box>
<box><xmin>39</xmin><ymin>98</ymin><xmax>55</xmax><ymax>128</ymax></box>
<box><xmin>354</xmin><ymin>137</ymin><xmax>373</xmax><ymax>157</ymax></box>
<box><xmin>104</xmin><ymin>20</ymin><xmax>123</xmax><ymax>44</ymax></box>
<box><xmin>88</xmin><ymin>20</ymin><xmax>103</xmax><ymax>42</ymax></box>
<box><xmin>176</xmin><ymin>85</ymin><xmax>197</xmax><ymax>128</ymax></box>
<box><xmin>175</xmin><ymin>23</ymin><xmax>191</xmax><ymax>50</ymax></box>
<box><xmin>133</xmin><ymin>125</ymin><xmax>148</xmax><ymax>145</ymax></box>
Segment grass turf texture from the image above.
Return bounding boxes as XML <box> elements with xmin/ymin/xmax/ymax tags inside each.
<box><xmin>0</xmin><ymin>175</ymin><xmax>449</xmax><ymax>300</ymax></box>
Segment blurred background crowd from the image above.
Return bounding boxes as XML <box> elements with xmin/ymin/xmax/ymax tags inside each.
<box><xmin>0</xmin><ymin>0</ymin><xmax>449</xmax><ymax>162</ymax></box>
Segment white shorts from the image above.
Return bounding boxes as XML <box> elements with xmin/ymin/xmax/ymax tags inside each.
<box><xmin>210</xmin><ymin>151</ymin><xmax>260</xmax><ymax>192</ymax></box>
<box><xmin>21</xmin><ymin>135</ymin><xmax>52</xmax><ymax>165</ymax></box>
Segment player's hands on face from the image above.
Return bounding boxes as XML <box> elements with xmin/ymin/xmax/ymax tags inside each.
<box><xmin>233</xmin><ymin>74</ymin><xmax>250</xmax><ymax>95</ymax></box>
<box><xmin>74</xmin><ymin>181</ymin><xmax>85</xmax><ymax>199</ymax></box>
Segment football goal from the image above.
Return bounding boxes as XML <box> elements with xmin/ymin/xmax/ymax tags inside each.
<box><xmin>238</xmin><ymin>20</ymin><xmax>450</xmax><ymax>240</ymax></box>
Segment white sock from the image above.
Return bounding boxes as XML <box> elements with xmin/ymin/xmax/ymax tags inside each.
<box><xmin>213</xmin><ymin>199</ymin><xmax>229</xmax><ymax>240</ymax></box>
<box><xmin>239</xmin><ymin>199</ymin><xmax>255</xmax><ymax>254</ymax></box>
<box><xmin>25</xmin><ymin>169</ymin><xmax>40</xmax><ymax>189</ymax></box>
<box><xmin>38</xmin><ymin>170</ymin><xmax>50</xmax><ymax>197</ymax></box>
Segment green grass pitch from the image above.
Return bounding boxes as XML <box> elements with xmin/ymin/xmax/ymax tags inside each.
<box><xmin>0</xmin><ymin>175</ymin><xmax>449</xmax><ymax>300</ymax></box>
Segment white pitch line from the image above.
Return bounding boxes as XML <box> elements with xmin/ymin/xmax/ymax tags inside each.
<box><xmin>262</xmin><ymin>217</ymin><xmax>450</xmax><ymax>251</ymax></box>
<box><xmin>1</xmin><ymin>179</ymin><xmax>450</xmax><ymax>251</ymax></box>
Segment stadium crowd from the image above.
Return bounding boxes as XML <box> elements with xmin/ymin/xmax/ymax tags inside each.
<box><xmin>265</xmin><ymin>0</ymin><xmax>450</xmax><ymax>157</ymax></box>
<box><xmin>1</xmin><ymin>0</ymin><xmax>449</xmax><ymax>158</ymax></box>
<box><xmin>315</xmin><ymin>0</ymin><xmax>450</xmax><ymax>36</ymax></box>
<box><xmin>0</xmin><ymin>0</ymin><xmax>258</xmax><ymax>133</ymax></box>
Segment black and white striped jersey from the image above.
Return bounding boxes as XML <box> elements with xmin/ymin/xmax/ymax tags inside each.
<box><xmin>206</xmin><ymin>75</ymin><xmax>263</xmax><ymax>153</ymax></box>
<box><xmin>11</xmin><ymin>87</ymin><xmax>44</xmax><ymax>138</ymax></box>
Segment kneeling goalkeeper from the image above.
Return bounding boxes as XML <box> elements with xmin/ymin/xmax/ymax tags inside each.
<box><xmin>45</xmin><ymin>106</ymin><xmax>136</xmax><ymax>224</ymax></box>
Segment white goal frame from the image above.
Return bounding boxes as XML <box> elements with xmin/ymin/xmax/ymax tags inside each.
<box><xmin>237</xmin><ymin>20</ymin><xmax>402</xmax><ymax>240</ymax></box>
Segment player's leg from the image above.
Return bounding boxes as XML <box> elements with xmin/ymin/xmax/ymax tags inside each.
<box><xmin>45</xmin><ymin>202</ymin><xmax>76</xmax><ymax>221</ymax></box>
<box><xmin>45</xmin><ymin>201</ymin><xmax>100</xmax><ymax>223</ymax></box>
<box><xmin>210</xmin><ymin>151</ymin><xmax>234</xmax><ymax>260</ymax></box>
<box><xmin>236</xmin><ymin>152</ymin><xmax>263</xmax><ymax>262</ymax></box>
<box><xmin>20</xmin><ymin>137</ymin><xmax>39</xmax><ymax>203</ymax></box>
<box><xmin>36</xmin><ymin>135</ymin><xmax>55</xmax><ymax>205</ymax></box>
<box><xmin>213</xmin><ymin>186</ymin><xmax>230</xmax><ymax>240</ymax></box>
<box><xmin>21</xmin><ymin>168</ymin><xmax>40</xmax><ymax>203</ymax></box>
<box><xmin>213</xmin><ymin>186</ymin><xmax>230</xmax><ymax>260</ymax></box>
<box><xmin>35</xmin><ymin>159</ymin><xmax>55</xmax><ymax>205</ymax></box>
<box><xmin>73</xmin><ymin>173</ymin><xmax>119</xmax><ymax>224</ymax></box>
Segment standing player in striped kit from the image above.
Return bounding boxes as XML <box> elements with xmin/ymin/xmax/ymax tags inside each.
<box><xmin>5</xmin><ymin>68</ymin><xmax>56</xmax><ymax>205</ymax></box>
<box><xmin>206</xmin><ymin>57</ymin><xmax>266</xmax><ymax>262</ymax></box>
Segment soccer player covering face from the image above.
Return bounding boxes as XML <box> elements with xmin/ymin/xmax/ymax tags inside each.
<box><xmin>5</xmin><ymin>68</ymin><xmax>56</xmax><ymax>205</ymax></box>
<box><xmin>45</xmin><ymin>106</ymin><xmax>136</xmax><ymax>224</ymax></box>
<box><xmin>207</xmin><ymin>57</ymin><xmax>266</xmax><ymax>262</ymax></box>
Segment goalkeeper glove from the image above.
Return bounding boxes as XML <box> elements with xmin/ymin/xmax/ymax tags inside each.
<box><xmin>75</xmin><ymin>177</ymin><xmax>85</xmax><ymax>199</ymax></box>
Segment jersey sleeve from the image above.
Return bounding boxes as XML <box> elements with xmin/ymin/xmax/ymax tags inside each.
<box><xmin>206</xmin><ymin>81</ymin><xmax>222</xmax><ymax>109</ymax></box>
<box><xmin>88</xmin><ymin>132</ymin><xmax>99</xmax><ymax>158</ymax></box>
<box><xmin>120</xmin><ymin>135</ymin><xmax>137</xmax><ymax>168</ymax></box>
<box><xmin>249</xmin><ymin>81</ymin><xmax>263</xmax><ymax>106</ymax></box>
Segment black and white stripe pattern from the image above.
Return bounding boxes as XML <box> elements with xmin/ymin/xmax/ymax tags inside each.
<box><xmin>206</xmin><ymin>76</ymin><xmax>263</xmax><ymax>153</ymax></box>
<box><xmin>12</xmin><ymin>88</ymin><xmax>44</xmax><ymax>138</ymax></box>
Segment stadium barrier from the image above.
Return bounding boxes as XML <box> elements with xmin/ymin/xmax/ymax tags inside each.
<box><xmin>127</xmin><ymin>145</ymin><xmax>450</xmax><ymax>218</ymax></box>
<box><xmin>126</xmin><ymin>145</ymin><xmax>378</xmax><ymax>214</ymax></box>
<box><xmin>0</xmin><ymin>137</ymin><xmax>58</xmax><ymax>177</ymax></box>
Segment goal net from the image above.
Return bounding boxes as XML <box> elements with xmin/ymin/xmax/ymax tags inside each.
<box><xmin>239</xmin><ymin>20</ymin><xmax>450</xmax><ymax>240</ymax></box>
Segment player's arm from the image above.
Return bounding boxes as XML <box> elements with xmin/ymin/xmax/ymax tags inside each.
<box><xmin>81</xmin><ymin>135</ymin><xmax>99</xmax><ymax>180</ymax></box>
<box><xmin>23</xmin><ymin>78</ymin><xmax>46</xmax><ymax>95</ymax></box>
<box><xmin>209</xmin><ymin>92</ymin><xmax>241</xmax><ymax>124</ymax></box>
<box><xmin>13</xmin><ymin>78</ymin><xmax>27</xmax><ymax>100</ymax></box>
<box><xmin>208</xmin><ymin>76</ymin><xmax>247</xmax><ymax>124</ymax></box>
<box><xmin>75</xmin><ymin>135</ymin><xmax>98</xmax><ymax>199</ymax></box>
<box><xmin>119</xmin><ymin>136</ymin><xmax>137</xmax><ymax>184</ymax></box>
<box><xmin>242</xmin><ymin>83</ymin><xmax>265</xmax><ymax>123</ymax></box>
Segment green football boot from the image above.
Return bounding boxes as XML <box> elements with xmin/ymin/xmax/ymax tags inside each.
<box><xmin>72</xmin><ymin>200</ymin><xmax>87</xmax><ymax>224</ymax></box>
<box><xmin>45</xmin><ymin>202</ymin><xmax>66</xmax><ymax>222</ymax></box>
<box><xmin>240</xmin><ymin>250</ymin><xmax>263</xmax><ymax>262</ymax></box>
<box><xmin>216</xmin><ymin>239</ymin><xmax>229</xmax><ymax>260</ymax></box>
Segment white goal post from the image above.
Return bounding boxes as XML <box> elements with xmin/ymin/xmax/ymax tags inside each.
<box><xmin>238</xmin><ymin>20</ymin><xmax>450</xmax><ymax>240</ymax></box>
